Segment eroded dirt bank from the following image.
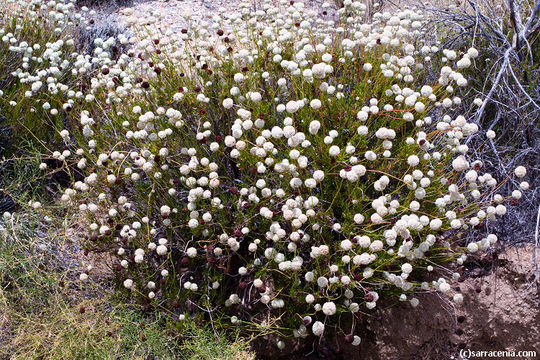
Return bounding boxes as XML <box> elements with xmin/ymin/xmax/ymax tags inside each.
<box><xmin>258</xmin><ymin>244</ymin><xmax>539</xmax><ymax>359</ymax></box>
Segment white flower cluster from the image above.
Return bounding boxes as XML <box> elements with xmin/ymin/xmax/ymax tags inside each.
<box><xmin>12</xmin><ymin>0</ymin><xmax>530</xmax><ymax>347</ymax></box>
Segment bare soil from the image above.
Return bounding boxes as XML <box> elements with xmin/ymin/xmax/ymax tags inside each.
<box><xmin>256</xmin><ymin>244</ymin><xmax>539</xmax><ymax>360</ymax></box>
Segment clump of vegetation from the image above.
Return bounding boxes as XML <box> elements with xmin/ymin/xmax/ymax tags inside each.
<box><xmin>0</xmin><ymin>210</ymin><xmax>255</xmax><ymax>359</ymax></box>
<box><xmin>0</xmin><ymin>0</ymin><xmax>128</xmax><ymax>158</ymax></box>
<box><xmin>180</xmin><ymin>327</ymin><xmax>255</xmax><ymax>360</ymax></box>
<box><xmin>0</xmin><ymin>0</ymin><xmax>82</xmax><ymax>157</ymax></box>
<box><xmin>0</xmin><ymin>0</ymin><xmax>536</xmax><ymax>355</ymax></box>
<box><xmin>421</xmin><ymin>0</ymin><xmax>539</xmax><ymax>244</ymax></box>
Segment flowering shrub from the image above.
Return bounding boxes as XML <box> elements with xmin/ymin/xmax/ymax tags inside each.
<box><xmin>0</xmin><ymin>0</ymin><xmax>125</xmax><ymax>156</ymax></box>
<box><xmin>6</xmin><ymin>0</ymin><xmax>531</xmax><ymax>348</ymax></box>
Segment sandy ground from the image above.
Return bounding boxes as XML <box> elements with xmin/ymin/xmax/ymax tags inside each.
<box><xmin>366</xmin><ymin>244</ymin><xmax>539</xmax><ymax>359</ymax></box>
<box><xmin>107</xmin><ymin>0</ymin><xmax>336</xmax><ymax>34</ymax></box>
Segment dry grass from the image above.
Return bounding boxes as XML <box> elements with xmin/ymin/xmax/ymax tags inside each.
<box><xmin>0</xmin><ymin>210</ymin><xmax>255</xmax><ymax>360</ymax></box>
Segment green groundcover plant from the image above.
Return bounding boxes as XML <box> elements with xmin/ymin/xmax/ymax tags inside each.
<box><xmin>1</xmin><ymin>0</ymin><xmax>531</xmax><ymax>350</ymax></box>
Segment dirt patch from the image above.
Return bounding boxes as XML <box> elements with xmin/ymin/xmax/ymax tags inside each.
<box><xmin>257</xmin><ymin>244</ymin><xmax>539</xmax><ymax>360</ymax></box>
<box><xmin>364</xmin><ymin>244</ymin><xmax>539</xmax><ymax>359</ymax></box>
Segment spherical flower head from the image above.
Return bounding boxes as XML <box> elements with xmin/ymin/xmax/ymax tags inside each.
<box><xmin>357</xmin><ymin>236</ymin><xmax>371</xmax><ymax>248</ymax></box>
<box><xmin>186</xmin><ymin>247</ymin><xmax>197</xmax><ymax>258</ymax></box>
<box><xmin>442</xmin><ymin>98</ymin><xmax>453</xmax><ymax>108</ymax></box>
<box><xmin>514</xmin><ymin>166</ymin><xmax>527</xmax><ymax>178</ymax></box>
<box><xmin>357</xmin><ymin>110</ymin><xmax>368</xmax><ymax>121</ymax></box>
<box><xmin>365</xmin><ymin>151</ymin><xmax>377</xmax><ymax>161</ymax></box>
<box><xmin>407</xmin><ymin>155</ymin><xmax>420</xmax><ymax>167</ymax></box>
<box><xmin>304</xmin><ymin>178</ymin><xmax>317</xmax><ymax>189</ymax></box>
<box><xmin>353</xmin><ymin>213</ymin><xmax>365</xmax><ymax>224</ymax></box>
<box><xmin>286</xmin><ymin>100</ymin><xmax>300</xmax><ymax>114</ymax></box>
<box><xmin>473</xmin><ymin>98</ymin><xmax>483</xmax><ymax>106</ymax></box>
<box><xmin>465</xmin><ymin>170</ymin><xmax>478</xmax><ymax>182</ymax></box>
<box><xmin>452</xmin><ymin>155</ymin><xmax>469</xmax><ymax>172</ymax></box>
<box><xmin>357</xmin><ymin>125</ymin><xmax>369</xmax><ymax>136</ymax></box>
<box><xmin>341</xmin><ymin>239</ymin><xmax>353</xmax><ymax>251</ymax></box>
<box><xmin>321</xmin><ymin>53</ymin><xmax>332</xmax><ymax>63</ymax></box>
<box><xmin>313</xmin><ymin>170</ymin><xmax>325</xmax><ymax>182</ymax></box>
<box><xmin>156</xmin><ymin>244</ymin><xmax>168</xmax><ymax>256</ymax></box>
<box><xmin>467</xmin><ymin>242</ymin><xmax>478</xmax><ymax>253</ymax></box>
<box><xmin>420</xmin><ymin>85</ymin><xmax>433</xmax><ymax>97</ymax></box>
<box><xmin>320</xmin><ymin>245</ymin><xmax>329</xmax><ymax>255</ymax></box>
<box><xmin>369</xmin><ymin>240</ymin><xmax>384</xmax><ymax>252</ymax></box>
<box><xmin>250</xmin><ymin>92</ymin><xmax>262</xmax><ymax>102</ymax></box>
<box><xmin>160</xmin><ymin>205</ymin><xmax>171</xmax><ymax>216</ymax></box>
<box><xmin>134</xmin><ymin>254</ymin><xmax>144</xmax><ymax>263</ymax></box>
<box><xmin>309</xmin><ymin>120</ymin><xmax>321</xmax><ymax>134</ymax></box>
<box><xmin>494</xmin><ymin>203</ymin><xmax>507</xmax><ymax>215</ymax></box>
<box><xmin>233</xmin><ymin>73</ymin><xmax>244</xmax><ymax>83</ymax></box>
<box><xmin>312</xmin><ymin>63</ymin><xmax>327</xmax><ymax>79</ymax></box>
<box><xmin>329</xmin><ymin>145</ymin><xmax>340</xmax><ymax>156</ymax></box>
<box><xmin>304</xmin><ymin>271</ymin><xmax>315</xmax><ymax>283</ymax></box>
<box><xmin>312</xmin><ymin>321</ymin><xmax>325</xmax><ymax>336</ymax></box>
<box><xmin>123</xmin><ymin>279</ymin><xmax>134</xmax><ymax>289</ymax></box>
<box><xmin>401</xmin><ymin>263</ymin><xmax>413</xmax><ymax>274</ymax></box>
<box><xmin>310</xmin><ymin>99</ymin><xmax>322</xmax><ymax>109</ymax></box>
<box><xmin>322</xmin><ymin>301</ymin><xmax>336</xmax><ymax>316</ymax></box>
<box><xmin>439</xmin><ymin>281</ymin><xmax>451</xmax><ymax>292</ymax></box>
<box><xmin>450</xmin><ymin>219</ymin><xmax>462</xmax><ymax>229</ymax></box>
<box><xmin>188</xmin><ymin>218</ymin><xmax>199</xmax><ymax>228</ymax></box>
<box><xmin>467</xmin><ymin>47</ymin><xmax>479</xmax><ymax>58</ymax></box>
<box><xmin>366</xmin><ymin>301</ymin><xmax>376</xmax><ymax>309</ymax></box>
<box><xmin>305</xmin><ymin>294</ymin><xmax>315</xmax><ymax>304</ymax></box>
<box><xmin>453</xmin><ymin>293</ymin><xmax>464</xmax><ymax>304</ymax></box>
<box><xmin>222</xmin><ymin>98</ymin><xmax>234</xmax><ymax>109</ymax></box>
<box><xmin>317</xmin><ymin>276</ymin><xmax>329</xmax><ymax>288</ymax></box>
<box><xmin>430</xmin><ymin>218</ymin><xmax>442</xmax><ymax>230</ymax></box>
